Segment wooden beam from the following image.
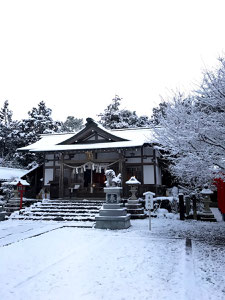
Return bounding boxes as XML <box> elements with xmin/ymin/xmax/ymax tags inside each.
<box><xmin>59</xmin><ymin>153</ymin><xmax>64</xmax><ymax>199</ymax></box>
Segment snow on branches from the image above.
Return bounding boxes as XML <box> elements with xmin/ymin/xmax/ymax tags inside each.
<box><xmin>152</xmin><ymin>57</ymin><xmax>225</xmax><ymax>188</ymax></box>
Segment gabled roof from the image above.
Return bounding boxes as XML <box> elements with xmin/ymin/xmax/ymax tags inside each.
<box><xmin>59</xmin><ymin>118</ymin><xmax>126</xmax><ymax>144</ymax></box>
<box><xmin>18</xmin><ymin>118</ymin><xmax>155</xmax><ymax>153</ymax></box>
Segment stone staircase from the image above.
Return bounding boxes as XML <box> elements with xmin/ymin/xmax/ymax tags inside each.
<box><xmin>5</xmin><ymin>198</ymin><xmax>37</xmax><ymax>216</ymax></box>
<box><xmin>8</xmin><ymin>199</ymin><xmax>104</xmax><ymax>222</ymax></box>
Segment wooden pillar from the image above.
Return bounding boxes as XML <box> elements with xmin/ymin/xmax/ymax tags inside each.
<box><xmin>153</xmin><ymin>149</ymin><xmax>157</xmax><ymax>194</ymax></box>
<box><xmin>119</xmin><ymin>150</ymin><xmax>125</xmax><ymax>197</ymax></box>
<box><xmin>59</xmin><ymin>153</ymin><xmax>64</xmax><ymax>199</ymax></box>
<box><xmin>118</xmin><ymin>150</ymin><xmax>124</xmax><ymax>181</ymax></box>
<box><xmin>141</xmin><ymin>146</ymin><xmax>144</xmax><ymax>194</ymax></box>
<box><xmin>90</xmin><ymin>167</ymin><xmax>93</xmax><ymax>193</ymax></box>
<box><xmin>34</xmin><ymin>168</ymin><xmax>38</xmax><ymax>196</ymax></box>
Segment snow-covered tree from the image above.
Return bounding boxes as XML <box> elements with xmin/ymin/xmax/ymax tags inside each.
<box><xmin>14</xmin><ymin>101</ymin><xmax>62</xmax><ymax>167</ymax></box>
<box><xmin>0</xmin><ymin>101</ymin><xmax>21</xmax><ymax>166</ymax></box>
<box><xmin>151</xmin><ymin>101</ymin><xmax>168</xmax><ymax>125</ymax></box>
<box><xmin>98</xmin><ymin>95</ymin><xmax>151</xmax><ymax>129</ymax></box>
<box><xmin>61</xmin><ymin>116</ymin><xmax>83</xmax><ymax>132</ymax></box>
<box><xmin>20</xmin><ymin>101</ymin><xmax>61</xmax><ymax>145</ymax></box>
<box><xmin>98</xmin><ymin>95</ymin><xmax>122</xmax><ymax>128</ymax></box>
<box><xmin>153</xmin><ymin>64</ymin><xmax>225</xmax><ymax>189</ymax></box>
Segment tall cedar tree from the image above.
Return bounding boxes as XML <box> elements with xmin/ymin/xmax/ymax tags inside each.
<box><xmin>98</xmin><ymin>95</ymin><xmax>151</xmax><ymax>129</ymax></box>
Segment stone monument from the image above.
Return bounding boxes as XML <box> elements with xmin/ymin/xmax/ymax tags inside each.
<box><xmin>95</xmin><ymin>170</ymin><xmax>131</xmax><ymax>229</ymax></box>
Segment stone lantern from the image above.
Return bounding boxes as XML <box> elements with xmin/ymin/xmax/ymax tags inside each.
<box><xmin>200</xmin><ymin>185</ymin><xmax>216</xmax><ymax>222</ymax></box>
<box><xmin>126</xmin><ymin>176</ymin><xmax>141</xmax><ymax>202</ymax></box>
<box><xmin>125</xmin><ymin>176</ymin><xmax>146</xmax><ymax>219</ymax></box>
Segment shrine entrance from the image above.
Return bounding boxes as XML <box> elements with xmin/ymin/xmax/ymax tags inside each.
<box><xmin>83</xmin><ymin>169</ymin><xmax>106</xmax><ymax>193</ymax></box>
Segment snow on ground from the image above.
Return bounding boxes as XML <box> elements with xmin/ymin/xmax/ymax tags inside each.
<box><xmin>0</xmin><ymin>217</ymin><xmax>225</xmax><ymax>300</ymax></box>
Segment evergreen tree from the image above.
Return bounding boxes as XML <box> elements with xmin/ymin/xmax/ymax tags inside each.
<box><xmin>0</xmin><ymin>100</ymin><xmax>19</xmax><ymax>166</ymax></box>
<box><xmin>21</xmin><ymin>101</ymin><xmax>61</xmax><ymax>145</ymax></box>
<box><xmin>151</xmin><ymin>101</ymin><xmax>168</xmax><ymax>125</ymax></box>
<box><xmin>15</xmin><ymin>101</ymin><xmax>61</xmax><ymax>167</ymax></box>
<box><xmin>98</xmin><ymin>95</ymin><xmax>122</xmax><ymax>128</ymax></box>
<box><xmin>61</xmin><ymin>116</ymin><xmax>83</xmax><ymax>132</ymax></box>
<box><xmin>98</xmin><ymin>95</ymin><xmax>151</xmax><ymax>129</ymax></box>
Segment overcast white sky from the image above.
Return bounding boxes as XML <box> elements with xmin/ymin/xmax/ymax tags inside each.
<box><xmin>0</xmin><ymin>0</ymin><xmax>224</xmax><ymax>122</ymax></box>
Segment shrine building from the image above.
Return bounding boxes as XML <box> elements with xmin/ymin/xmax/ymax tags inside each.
<box><xmin>18</xmin><ymin>118</ymin><xmax>164</xmax><ymax>199</ymax></box>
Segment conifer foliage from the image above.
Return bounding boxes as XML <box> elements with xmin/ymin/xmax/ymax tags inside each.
<box><xmin>98</xmin><ymin>95</ymin><xmax>151</xmax><ymax>129</ymax></box>
<box><xmin>60</xmin><ymin>116</ymin><xmax>83</xmax><ymax>132</ymax></box>
<box><xmin>0</xmin><ymin>101</ymin><xmax>62</xmax><ymax>168</ymax></box>
<box><xmin>0</xmin><ymin>100</ymin><xmax>22</xmax><ymax>167</ymax></box>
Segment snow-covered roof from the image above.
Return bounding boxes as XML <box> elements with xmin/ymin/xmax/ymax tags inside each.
<box><xmin>125</xmin><ymin>176</ymin><xmax>141</xmax><ymax>185</ymax></box>
<box><xmin>2</xmin><ymin>178</ymin><xmax>30</xmax><ymax>186</ymax></box>
<box><xmin>0</xmin><ymin>167</ymin><xmax>29</xmax><ymax>181</ymax></box>
<box><xmin>18</xmin><ymin>133</ymin><xmax>75</xmax><ymax>152</ymax></box>
<box><xmin>17</xmin><ymin>119</ymin><xmax>155</xmax><ymax>153</ymax></box>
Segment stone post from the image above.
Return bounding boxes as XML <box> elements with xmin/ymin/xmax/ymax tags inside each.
<box><xmin>179</xmin><ymin>193</ymin><xmax>185</xmax><ymax>221</ymax></box>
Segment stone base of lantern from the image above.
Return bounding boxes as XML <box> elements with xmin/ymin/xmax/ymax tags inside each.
<box><xmin>199</xmin><ymin>198</ymin><xmax>217</xmax><ymax>222</ymax></box>
<box><xmin>95</xmin><ymin>203</ymin><xmax>131</xmax><ymax>229</ymax></box>
<box><xmin>199</xmin><ymin>211</ymin><xmax>217</xmax><ymax>222</ymax></box>
<box><xmin>125</xmin><ymin>201</ymin><xmax>147</xmax><ymax>219</ymax></box>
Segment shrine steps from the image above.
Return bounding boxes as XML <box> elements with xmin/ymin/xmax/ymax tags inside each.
<box><xmin>8</xmin><ymin>199</ymin><xmax>104</xmax><ymax>222</ymax></box>
<box><xmin>5</xmin><ymin>198</ymin><xmax>38</xmax><ymax>215</ymax></box>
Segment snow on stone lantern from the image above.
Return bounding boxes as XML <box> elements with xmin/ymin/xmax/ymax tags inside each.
<box><xmin>200</xmin><ymin>185</ymin><xmax>216</xmax><ymax>222</ymax></box>
<box><xmin>125</xmin><ymin>176</ymin><xmax>147</xmax><ymax>219</ymax></box>
<box><xmin>126</xmin><ymin>176</ymin><xmax>141</xmax><ymax>201</ymax></box>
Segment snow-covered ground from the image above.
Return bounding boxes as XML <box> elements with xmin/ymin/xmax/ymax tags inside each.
<box><xmin>0</xmin><ymin>217</ymin><xmax>225</xmax><ymax>300</ymax></box>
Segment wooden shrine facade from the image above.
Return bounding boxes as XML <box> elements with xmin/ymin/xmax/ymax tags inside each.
<box><xmin>18</xmin><ymin>118</ymin><xmax>164</xmax><ymax>199</ymax></box>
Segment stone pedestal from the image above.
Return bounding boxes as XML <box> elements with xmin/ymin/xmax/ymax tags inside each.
<box><xmin>95</xmin><ymin>187</ymin><xmax>131</xmax><ymax>230</ymax></box>
<box><xmin>200</xmin><ymin>197</ymin><xmax>217</xmax><ymax>222</ymax></box>
<box><xmin>125</xmin><ymin>200</ymin><xmax>147</xmax><ymax>219</ymax></box>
